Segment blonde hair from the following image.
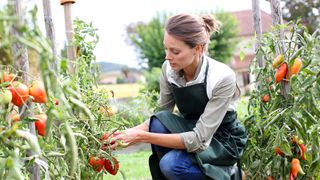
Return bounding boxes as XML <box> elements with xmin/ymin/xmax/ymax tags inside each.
<box><xmin>165</xmin><ymin>13</ymin><xmax>220</xmax><ymax>52</ymax></box>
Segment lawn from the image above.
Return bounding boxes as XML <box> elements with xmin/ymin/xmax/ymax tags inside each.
<box><xmin>104</xmin><ymin>151</ymin><xmax>152</xmax><ymax>180</ymax></box>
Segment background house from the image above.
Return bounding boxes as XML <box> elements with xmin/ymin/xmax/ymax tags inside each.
<box><xmin>230</xmin><ymin>10</ymin><xmax>273</xmax><ymax>94</ymax></box>
<box><xmin>98</xmin><ymin>62</ymin><xmax>145</xmax><ymax>84</ymax></box>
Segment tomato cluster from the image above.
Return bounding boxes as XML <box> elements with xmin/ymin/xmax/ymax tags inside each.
<box><xmin>86</xmin><ymin>133</ymin><xmax>121</xmax><ymax>175</ymax></box>
<box><xmin>88</xmin><ymin>156</ymin><xmax>119</xmax><ymax>175</ymax></box>
<box><xmin>273</xmin><ymin>57</ymin><xmax>303</xmax><ymax>84</ymax></box>
<box><xmin>1</xmin><ymin>71</ymin><xmax>49</xmax><ymax>136</ymax></box>
<box><xmin>1</xmin><ymin>72</ymin><xmax>48</xmax><ymax>106</ymax></box>
<box><xmin>274</xmin><ymin>135</ymin><xmax>307</xmax><ymax>179</ymax></box>
<box><xmin>260</xmin><ymin>55</ymin><xmax>303</xmax><ymax>104</ymax></box>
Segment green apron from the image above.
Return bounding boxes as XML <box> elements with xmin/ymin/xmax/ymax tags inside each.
<box><xmin>149</xmin><ymin>60</ymin><xmax>247</xmax><ymax>180</ymax></box>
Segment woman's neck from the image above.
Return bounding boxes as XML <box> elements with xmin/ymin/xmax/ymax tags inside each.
<box><xmin>183</xmin><ymin>56</ymin><xmax>201</xmax><ymax>82</ymax></box>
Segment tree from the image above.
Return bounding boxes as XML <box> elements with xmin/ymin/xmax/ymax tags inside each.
<box><xmin>281</xmin><ymin>0</ymin><xmax>320</xmax><ymax>33</ymax></box>
<box><xmin>126</xmin><ymin>11</ymin><xmax>239</xmax><ymax>70</ymax></box>
<box><xmin>126</xmin><ymin>13</ymin><xmax>167</xmax><ymax>70</ymax></box>
<box><xmin>208</xmin><ymin>12</ymin><xmax>239</xmax><ymax>63</ymax></box>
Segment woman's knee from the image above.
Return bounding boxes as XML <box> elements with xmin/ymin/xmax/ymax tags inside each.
<box><xmin>159</xmin><ymin>150</ymin><xmax>178</xmax><ymax>177</ymax></box>
<box><xmin>149</xmin><ymin>116</ymin><xmax>170</xmax><ymax>134</ymax></box>
<box><xmin>159</xmin><ymin>150</ymin><xmax>204</xmax><ymax>180</ymax></box>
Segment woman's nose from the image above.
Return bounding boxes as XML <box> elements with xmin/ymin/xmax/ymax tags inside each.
<box><xmin>165</xmin><ymin>52</ymin><xmax>172</xmax><ymax>61</ymax></box>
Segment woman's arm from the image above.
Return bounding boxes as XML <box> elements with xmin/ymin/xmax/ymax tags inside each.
<box><xmin>111</xmin><ymin>128</ymin><xmax>186</xmax><ymax>149</ymax></box>
<box><xmin>142</xmin><ymin>132</ymin><xmax>185</xmax><ymax>149</ymax></box>
<box><xmin>132</xmin><ymin>122</ymin><xmax>149</xmax><ymax>131</ymax></box>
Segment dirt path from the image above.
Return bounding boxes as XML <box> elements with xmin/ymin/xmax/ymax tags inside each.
<box><xmin>115</xmin><ymin>143</ymin><xmax>151</xmax><ymax>154</ymax></box>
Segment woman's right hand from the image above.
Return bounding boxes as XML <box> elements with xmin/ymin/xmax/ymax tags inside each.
<box><xmin>110</xmin><ymin>128</ymin><xmax>146</xmax><ymax>149</ymax></box>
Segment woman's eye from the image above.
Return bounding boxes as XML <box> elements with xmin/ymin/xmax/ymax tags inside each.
<box><xmin>172</xmin><ymin>50</ymin><xmax>179</xmax><ymax>55</ymax></box>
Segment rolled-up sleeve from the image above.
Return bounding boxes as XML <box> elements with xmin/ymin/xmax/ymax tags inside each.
<box><xmin>180</xmin><ymin>75</ymin><xmax>237</xmax><ymax>152</ymax></box>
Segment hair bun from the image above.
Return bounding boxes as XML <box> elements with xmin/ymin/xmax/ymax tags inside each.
<box><xmin>201</xmin><ymin>15</ymin><xmax>220</xmax><ymax>35</ymax></box>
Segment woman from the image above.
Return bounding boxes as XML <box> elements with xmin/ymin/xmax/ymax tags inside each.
<box><xmin>111</xmin><ymin>13</ymin><xmax>247</xmax><ymax>180</ymax></box>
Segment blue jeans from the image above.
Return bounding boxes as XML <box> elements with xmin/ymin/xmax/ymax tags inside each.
<box><xmin>150</xmin><ymin>116</ymin><xmax>205</xmax><ymax>180</ymax></box>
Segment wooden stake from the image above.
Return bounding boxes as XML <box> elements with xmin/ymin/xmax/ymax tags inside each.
<box><xmin>269</xmin><ymin>0</ymin><xmax>286</xmax><ymax>54</ymax></box>
<box><xmin>43</xmin><ymin>0</ymin><xmax>59</xmax><ymax>74</ymax></box>
<box><xmin>268</xmin><ymin>0</ymin><xmax>289</xmax><ymax>97</ymax></box>
<box><xmin>61</xmin><ymin>0</ymin><xmax>76</xmax><ymax>74</ymax></box>
<box><xmin>252</xmin><ymin>0</ymin><xmax>264</xmax><ymax>68</ymax></box>
<box><xmin>10</xmin><ymin>0</ymin><xmax>39</xmax><ymax>179</ymax></box>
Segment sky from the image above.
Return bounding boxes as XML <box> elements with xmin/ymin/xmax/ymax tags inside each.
<box><xmin>1</xmin><ymin>0</ymin><xmax>272</xmax><ymax>68</ymax></box>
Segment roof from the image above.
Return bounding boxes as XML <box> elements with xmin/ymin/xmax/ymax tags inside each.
<box><xmin>231</xmin><ymin>10</ymin><xmax>273</xmax><ymax>37</ymax></box>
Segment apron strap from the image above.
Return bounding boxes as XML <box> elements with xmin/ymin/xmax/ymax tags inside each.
<box><xmin>203</xmin><ymin>57</ymin><xmax>209</xmax><ymax>85</ymax></box>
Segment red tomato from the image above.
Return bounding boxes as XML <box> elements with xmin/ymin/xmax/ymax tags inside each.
<box><xmin>104</xmin><ymin>157</ymin><xmax>119</xmax><ymax>175</ymax></box>
<box><xmin>290</xmin><ymin>158</ymin><xmax>305</xmax><ymax>178</ymax></box>
<box><xmin>88</xmin><ymin>156</ymin><xmax>105</xmax><ymax>172</ymax></box>
<box><xmin>299</xmin><ymin>144</ymin><xmax>307</xmax><ymax>160</ymax></box>
<box><xmin>1</xmin><ymin>72</ymin><xmax>16</xmax><ymax>84</ymax></box>
<box><xmin>265</xmin><ymin>176</ymin><xmax>273</xmax><ymax>180</ymax></box>
<box><xmin>54</xmin><ymin>98</ymin><xmax>59</xmax><ymax>105</ymax></box>
<box><xmin>34</xmin><ymin>114</ymin><xmax>47</xmax><ymax>136</ymax></box>
<box><xmin>275</xmin><ymin>63</ymin><xmax>288</xmax><ymax>83</ymax></box>
<box><xmin>262</xmin><ymin>94</ymin><xmax>270</xmax><ymax>103</ymax></box>
<box><xmin>287</xmin><ymin>58</ymin><xmax>302</xmax><ymax>78</ymax></box>
<box><xmin>29</xmin><ymin>80</ymin><xmax>47</xmax><ymax>103</ymax></box>
<box><xmin>274</xmin><ymin>147</ymin><xmax>285</xmax><ymax>157</ymax></box>
<box><xmin>7</xmin><ymin>81</ymin><xmax>29</xmax><ymax>107</ymax></box>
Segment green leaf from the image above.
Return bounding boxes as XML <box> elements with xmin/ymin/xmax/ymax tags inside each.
<box><xmin>15</xmin><ymin>130</ymin><xmax>41</xmax><ymax>155</ymax></box>
<box><xmin>281</xmin><ymin>143</ymin><xmax>293</xmax><ymax>156</ymax></box>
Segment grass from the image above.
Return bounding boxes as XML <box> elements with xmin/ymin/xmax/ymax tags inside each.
<box><xmin>104</xmin><ymin>151</ymin><xmax>152</xmax><ymax>180</ymax></box>
<box><xmin>236</xmin><ymin>96</ymin><xmax>249</xmax><ymax>122</ymax></box>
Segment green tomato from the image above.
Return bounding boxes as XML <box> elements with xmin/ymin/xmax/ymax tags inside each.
<box><xmin>0</xmin><ymin>89</ymin><xmax>12</xmax><ymax>105</ymax></box>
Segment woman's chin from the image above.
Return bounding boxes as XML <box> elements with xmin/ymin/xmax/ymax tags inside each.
<box><xmin>169</xmin><ymin>64</ymin><xmax>180</xmax><ymax>71</ymax></box>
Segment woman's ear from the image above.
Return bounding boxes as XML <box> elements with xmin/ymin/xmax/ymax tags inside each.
<box><xmin>194</xmin><ymin>44</ymin><xmax>204</xmax><ymax>55</ymax></box>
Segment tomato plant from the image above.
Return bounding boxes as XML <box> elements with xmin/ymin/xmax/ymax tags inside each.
<box><xmin>242</xmin><ymin>22</ymin><xmax>320</xmax><ymax>179</ymax></box>
<box><xmin>0</xmin><ymin>7</ymin><xmax>129</xmax><ymax>179</ymax></box>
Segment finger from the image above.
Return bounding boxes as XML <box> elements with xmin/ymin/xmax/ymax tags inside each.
<box><xmin>110</xmin><ymin>134</ymin><xmax>122</xmax><ymax>142</ymax></box>
<box><xmin>110</xmin><ymin>141</ymin><xmax>120</xmax><ymax>150</ymax></box>
<box><xmin>112</xmin><ymin>131</ymin><xmax>122</xmax><ymax>136</ymax></box>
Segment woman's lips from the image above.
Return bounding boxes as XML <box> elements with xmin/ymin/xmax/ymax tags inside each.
<box><xmin>169</xmin><ymin>63</ymin><xmax>176</xmax><ymax>67</ymax></box>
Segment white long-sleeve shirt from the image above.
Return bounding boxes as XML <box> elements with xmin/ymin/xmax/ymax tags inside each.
<box><xmin>145</xmin><ymin>55</ymin><xmax>239</xmax><ymax>153</ymax></box>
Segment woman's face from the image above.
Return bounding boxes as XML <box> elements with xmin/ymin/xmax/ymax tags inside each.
<box><xmin>163</xmin><ymin>31</ymin><xmax>200</xmax><ymax>71</ymax></box>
